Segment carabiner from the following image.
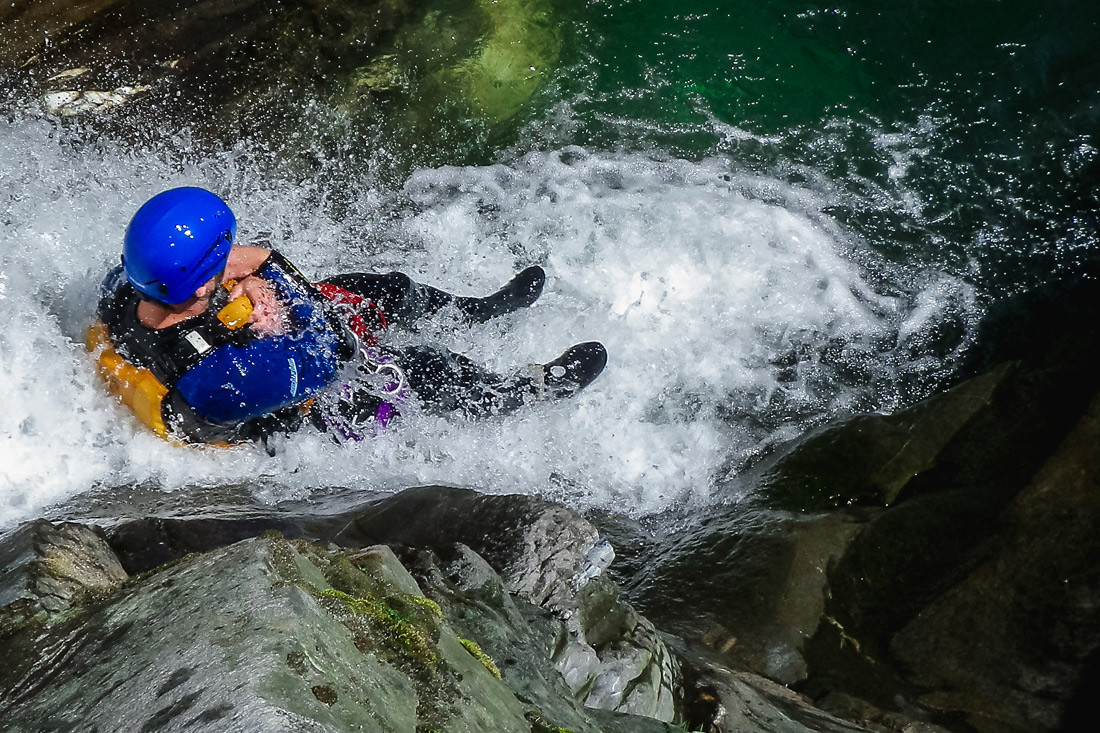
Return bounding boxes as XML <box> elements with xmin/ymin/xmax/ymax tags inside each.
<box><xmin>356</xmin><ymin>338</ymin><xmax>408</xmax><ymax>397</ymax></box>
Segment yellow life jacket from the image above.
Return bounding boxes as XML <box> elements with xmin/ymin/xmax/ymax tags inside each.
<box><xmin>86</xmin><ymin>320</ymin><xmax>172</xmax><ymax>439</ymax></box>
<box><xmin>86</xmin><ymin>292</ymin><xmax>254</xmax><ymax>442</ymax></box>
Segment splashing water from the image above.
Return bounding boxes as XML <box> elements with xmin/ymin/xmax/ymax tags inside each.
<box><xmin>0</xmin><ymin>113</ymin><xmax>979</xmax><ymax>529</ymax></box>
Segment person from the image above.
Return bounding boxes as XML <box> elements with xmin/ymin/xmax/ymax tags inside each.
<box><xmin>94</xmin><ymin>186</ymin><xmax>607</xmax><ymax>448</ymax></box>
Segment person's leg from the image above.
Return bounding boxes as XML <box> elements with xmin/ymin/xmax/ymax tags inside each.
<box><xmin>396</xmin><ymin>341</ymin><xmax>608</xmax><ymax>419</ymax></box>
<box><xmin>319</xmin><ymin>272</ymin><xmax>424</xmax><ymax>328</ymax></box>
<box><xmin>397</xmin><ymin>345</ymin><xmax>530</xmax><ymax>417</ymax></box>
<box><xmin>320</xmin><ymin>266</ymin><xmax>546</xmax><ymax>329</ymax></box>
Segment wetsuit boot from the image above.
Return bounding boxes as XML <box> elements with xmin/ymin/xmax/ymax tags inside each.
<box><xmin>529</xmin><ymin>341</ymin><xmax>608</xmax><ymax>399</ymax></box>
<box><xmin>452</xmin><ymin>265</ymin><xmax>546</xmax><ymax>323</ymax></box>
<box><xmin>401</xmin><ymin>266</ymin><xmax>546</xmax><ymax>324</ymax></box>
<box><xmin>320</xmin><ymin>266</ymin><xmax>546</xmax><ymax>328</ymax></box>
<box><xmin>395</xmin><ymin>340</ymin><xmax>606</xmax><ymax>418</ymax></box>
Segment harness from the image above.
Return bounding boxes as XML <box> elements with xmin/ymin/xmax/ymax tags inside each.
<box><xmin>89</xmin><ymin>251</ymin><xmax>395</xmax><ymax>444</ymax></box>
<box><xmin>311</xmin><ymin>281</ymin><xmax>409</xmax><ymax>440</ymax></box>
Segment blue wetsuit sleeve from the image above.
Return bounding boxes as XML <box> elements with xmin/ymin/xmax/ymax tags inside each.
<box><xmin>174</xmin><ymin>251</ymin><xmax>353</xmax><ymax>425</ymax></box>
<box><xmin>259</xmin><ymin>252</ymin><xmax>333</xmax><ymax>334</ymax></box>
<box><xmin>176</xmin><ymin>332</ymin><xmax>342</xmax><ymax>424</ymax></box>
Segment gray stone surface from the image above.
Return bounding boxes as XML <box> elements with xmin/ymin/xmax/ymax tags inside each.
<box><xmin>0</xmin><ymin>505</ymin><xmax>939</xmax><ymax>733</ymax></box>
<box><xmin>337</xmin><ymin>485</ymin><xmax>600</xmax><ymax>610</ymax></box>
<box><xmin>397</xmin><ymin>542</ymin><xmax>603</xmax><ymax>732</ymax></box>
<box><xmin>696</xmin><ymin>660</ymin><xmax>874</xmax><ymax>733</ymax></box>
<box><xmin>0</xmin><ymin>536</ymin><xmax>545</xmax><ymax>732</ymax></box>
<box><xmin>340</xmin><ymin>485</ymin><xmax>685</xmax><ymax>722</ymax></box>
<box><xmin>0</xmin><ymin>519</ymin><xmax>128</xmax><ymax>620</ymax></box>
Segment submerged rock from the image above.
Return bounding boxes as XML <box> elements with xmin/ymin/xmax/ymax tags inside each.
<box><xmin>1</xmin><ymin>0</ymin><xmax>562</xmax><ymax>170</ymax></box>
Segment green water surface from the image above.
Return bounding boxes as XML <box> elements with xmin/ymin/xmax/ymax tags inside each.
<box><xmin>513</xmin><ymin>0</ymin><xmax>1099</xmax><ymax>290</ymax></box>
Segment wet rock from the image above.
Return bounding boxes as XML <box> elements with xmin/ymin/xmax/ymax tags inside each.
<box><xmin>419</xmin><ymin>0</ymin><xmax>562</xmax><ymax>124</ymax></box>
<box><xmin>336</xmin><ymin>485</ymin><xmax>602</xmax><ymax>611</ymax></box>
<box><xmin>338</xmin><ymin>485</ymin><xmax>684</xmax><ymax>722</ymax></box>
<box><xmin>815</xmin><ymin>692</ymin><xmax>953</xmax><ymax>733</ymax></box>
<box><xmin>350</xmin><ymin>54</ymin><xmax>404</xmax><ymax>94</ymax></box>
<box><xmin>108</xmin><ymin>516</ymin><xmax>310</xmax><ymax>574</ymax></box>
<box><xmin>617</xmin><ymin>306</ymin><xmax>1100</xmax><ymax>733</ymax></box>
<box><xmin>795</xmin><ymin>352</ymin><xmax>1100</xmax><ymax>730</ymax></box>
<box><xmin>567</xmin><ymin>576</ymin><xmax>682</xmax><ymax>720</ymax></box>
<box><xmin>621</xmin><ymin>507</ymin><xmax>864</xmax><ymax>687</ymax></box>
<box><xmin>683</xmin><ymin>653</ymin><xmax>876</xmax><ymax>733</ymax></box>
<box><xmin>42</xmin><ymin>85</ymin><xmax>149</xmax><ymax>116</ymax></box>
<box><xmin>0</xmin><ymin>500</ymin><xmax>912</xmax><ymax>733</ymax></box>
<box><xmin>2</xmin><ymin>0</ymin><xmax>411</xmax><ymax>137</ymax></box>
<box><xmin>0</xmin><ymin>520</ymin><xmax>127</xmax><ymax>624</ymax></box>
<box><xmin>0</xmin><ymin>534</ymin><xmax>562</xmax><ymax>732</ymax></box>
<box><xmin>395</xmin><ymin>541</ymin><xmax>607</xmax><ymax>732</ymax></box>
<box><xmin>754</xmin><ymin>363</ymin><xmax>1012</xmax><ymax>510</ymax></box>
<box><xmin>886</xmin><ymin>387</ymin><xmax>1100</xmax><ymax>733</ymax></box>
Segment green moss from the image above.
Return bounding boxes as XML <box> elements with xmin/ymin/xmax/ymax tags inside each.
<box><xmin>352</xmin><ymin>55</ymin><xmax>403</xmax><ymax>93</ymax></box>
<box><xmin>0</xmin><ymin>599</ymin><xmax>44</xmax><ymax>640</ymax></box>
<box><xmin>525</xmin><ymin>710</ymin><xmax>576</xmax><ymax>733</ymax></box>
<box><xmin>39</xmin><ymin>554</ymin><xmax>78</xmax><ymax>579</ymax></box>
<box><xmin>315</xmin><ymin>587</ymin><xmax>440</xmax><ymax>670</ymax></box>
<box><xmin>408</xmin><ymin>594</ymin><xmax>443</xmax><ymax>619</ymax></box>
<box><xmin>458</xmin><ymin>637</ymin><xmax>502</xmax><ymax>680</ymax></box>
<box><xmin>327</xmin><ymin>553</ymin><xmax>384</xmax><ymax>595</ymax></box>
<box><xmin>264</xmin><ymin>536</ymin><xmax>305</xmax><ymax>586</ymax></box>
<box><xmin>276</xmin><ymin>542</ymin><xmax>465</xmax><ymax>731</ymax></box>
<box><xmin>451</xmin><ymin>0</ymin><xmax>562</xmax><ymax>123</ymax></box>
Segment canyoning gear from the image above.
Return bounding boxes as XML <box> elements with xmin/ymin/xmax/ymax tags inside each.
<box><xmin>93</xmin><ymin>251</ymin><xmax>359</xmax><ymax>443</ymax></box>
<box><xmin>529</xmin><ymin>341</ymin><xmax>608</xmax><ymax>398</ymax></box>
<box><xmin>86</xmin><ymin>322</ymin><xmax>173</xmax><ymax>438</ymax></box>
<box><xmin>307</xmin><ymin>268</ymin><xmax>554</xmax><ymax>424</ymax></box>
<box><xmin>319</xmin><ymin>265</ymin><xmax>546</xmax><ymax>327</ymax></box>
<box><xmin>123</xmin><ymin>187</ymin><xmax>237</xmax><ymax>304</ymax></box>
<box><xmin>314</xmin><ymin>281</ymin><xmax>388</xmax><ymax>344</ymax></box>
<box><xmin>215</xmin><ymin>292</ymin><xmax>254</xmax><ymax>329</ymax></box>
<box><xmin>92</xmin><ymin>248</ymin><xmax>602</xmax><ymax>446</ymax></box>
<box><xmin>310</xmin><ymin>344</ymin><xmax>409</xmax><ymax>442</ymax></box>
<box><xmin>452</xmin><ymin>265</ymin><xmax>546</xmax><ymax>323</ymax></box>
<box><xmin>387</xmin><ymin>339</ymin><xmax>606</xmax><ymax>419</ymax></box>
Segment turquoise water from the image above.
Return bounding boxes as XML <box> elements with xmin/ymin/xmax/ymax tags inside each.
<box><xmin>0</xmin><ymin>1</ymin><xmax>1097</xmax><ymax>525</ymax></box>
<box><xmin>526</xmin><ymin>0</ymin><xmax>1100</xmax><ymax>284</ymax></box>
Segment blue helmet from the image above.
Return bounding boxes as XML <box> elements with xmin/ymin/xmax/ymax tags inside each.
<box><xmin>123</xmin><ymin>187</ymin><xmax>236</xmax><ymax>304</ymax></box>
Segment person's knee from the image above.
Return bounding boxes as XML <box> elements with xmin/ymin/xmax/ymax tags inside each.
<box><xmin>381</xmin><ymin>271</ymin><xmax>414</xmax><ymax>290</ymax></box>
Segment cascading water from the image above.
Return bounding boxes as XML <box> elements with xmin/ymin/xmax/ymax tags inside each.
<box><xmin>1</xmin><ymin>0</ymin><xmax>1095</xmax><ymax>531</ymax></box>
<box><xmin>0</xmin><ymin>117</ymin><xmax>978</xmax><ymax>527</ymax></box>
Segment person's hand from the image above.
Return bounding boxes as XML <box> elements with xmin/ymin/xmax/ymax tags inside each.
<box><xmin>229</xmin><ymin>275</ymin><xmax>284</xmax><ymax>336</ymax></box>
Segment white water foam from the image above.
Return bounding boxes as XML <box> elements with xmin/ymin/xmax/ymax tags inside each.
<box><xmin>0</xmin><ymin>118</ymin><xmax>979</xmax><ymax>529</ymax></box>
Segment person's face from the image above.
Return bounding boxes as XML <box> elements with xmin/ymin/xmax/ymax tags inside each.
<box><xmin>176</xmin><ymin>270</ymin><xmax>225</xmax><ymax>309</ymax></box>
<box><xmin>193</xmin><ymin>277</ymin><xmax>218</xmax><ymax>300</ymax></box>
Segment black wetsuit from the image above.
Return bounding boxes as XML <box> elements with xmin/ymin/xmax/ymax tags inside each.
<box><xmin>318</xmin><ymin>272</ymin><xmax>537</xmax><ymax>419</ymax></box>
<box><xmin>99</xmin><ymin>262</ymin><xmax>539</xmax><ymax>444</ymax></box>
